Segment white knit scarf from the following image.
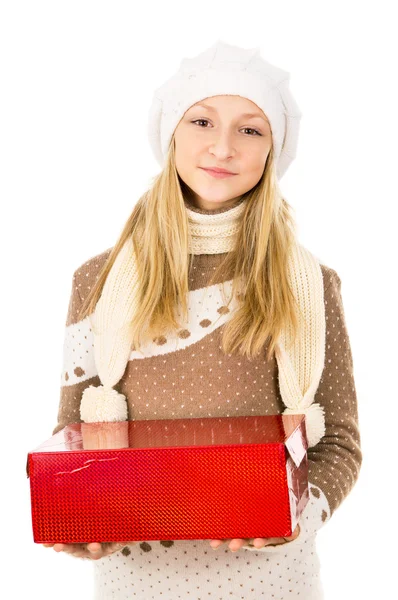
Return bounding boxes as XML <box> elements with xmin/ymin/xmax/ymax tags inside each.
<box><xmin>80</xmin><ymin>198</ymin><xmax>326</xmax><ymax>448</ymax></box>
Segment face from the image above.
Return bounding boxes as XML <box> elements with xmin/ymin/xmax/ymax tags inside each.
<box><xmin>173</xmin><ymin>95</ymin><xmax>272</xmax><ymax>211</ymax></box>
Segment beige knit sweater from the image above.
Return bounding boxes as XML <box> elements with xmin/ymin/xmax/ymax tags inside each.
<box><xmin>52</xmin><ymin>201</ymin><xmax>362</xmax><ymax>598</ymax></box>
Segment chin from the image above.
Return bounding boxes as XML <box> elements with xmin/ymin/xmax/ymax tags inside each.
<box><xmin>193</xmin><ymin>187</ymin><xmax>236</xmax><ymax>204</ymax></box>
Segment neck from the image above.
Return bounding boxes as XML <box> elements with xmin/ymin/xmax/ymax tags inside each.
<box><xmin>185</xmin><ymin>195</ymin><xmax>249</xmax><ymax>255</ymax></box>
<box><xmin>183</xmin><ymin>196</ymin><xmax>246</xmax><ymax>215</ymax></box>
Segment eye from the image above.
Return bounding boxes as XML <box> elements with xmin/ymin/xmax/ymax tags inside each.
<box><xmin>191</xmin><ymin>119</ymin><xmax>211</xmax><ymax>128</ymax></box>
<box><xmin>191</xmin><ymin>120</ymin><xmax>262</xmax><ymax>136</ymax></box>
<box><xmin>241</xmin><ymin>127</ymin><xmax>262</xmax><ymax>136</ymax></box>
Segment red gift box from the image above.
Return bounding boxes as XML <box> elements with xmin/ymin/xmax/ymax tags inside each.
<box><xmin>26</xmin><ymin>414</ymin><xmax>309</xmax><ymax>544</ymax></box>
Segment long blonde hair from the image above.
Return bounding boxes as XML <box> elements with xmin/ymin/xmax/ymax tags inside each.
<box><xmin>78</xmin><ymin>137</ymin><xmax>300</xmax><ymax>362</ymax></box>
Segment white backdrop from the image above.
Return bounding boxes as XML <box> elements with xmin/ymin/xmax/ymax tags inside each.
<box><xmin>1</xmin><ymin>1</ymin><xmax>396</xmax><ymax>598</ymax></box>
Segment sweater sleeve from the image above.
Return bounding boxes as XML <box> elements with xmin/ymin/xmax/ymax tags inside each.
<box><xmin>243</xmin><ymin>266</ymin><xmax>363</xmax><ymax>552</ymax></box>
<box><xmin>52</xmin><ymin>269</ymin><xmax>101</xmax><ymax>436</ymax></box>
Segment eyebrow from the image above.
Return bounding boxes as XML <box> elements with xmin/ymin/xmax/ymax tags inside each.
<box><xmin>192</xmin><ymin>102</ymin><xmax>269</xmax><ymax>124</ymax></box>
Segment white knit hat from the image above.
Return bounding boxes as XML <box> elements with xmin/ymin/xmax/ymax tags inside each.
<box><xmin>147</xmin><ymin>39</ymin><xmax>302</xmax><ymax>180</ymax></box>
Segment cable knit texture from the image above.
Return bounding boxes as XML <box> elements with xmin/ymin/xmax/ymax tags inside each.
<box><xmin>53</xmin><ymin>199</ymin><xmax>362</xmax><ymax>599</ymax></box>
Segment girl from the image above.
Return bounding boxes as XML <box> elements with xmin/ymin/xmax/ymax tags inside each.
<box><xmin>44</xmin><ymin>40</ymin><xmax>362</xmax><ymax>600</ymax></box>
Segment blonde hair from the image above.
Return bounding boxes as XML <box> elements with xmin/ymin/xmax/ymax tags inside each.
<box><xmin>78</xmin><ymin>138</ymin><xmax>300</xmax><ymax>362</ymax></box>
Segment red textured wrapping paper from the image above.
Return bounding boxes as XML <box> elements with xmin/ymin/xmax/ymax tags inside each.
<box><xmin>26</xmin><ymin>414</ymin><xmax>309</xmax><ymax>544</ymax></box>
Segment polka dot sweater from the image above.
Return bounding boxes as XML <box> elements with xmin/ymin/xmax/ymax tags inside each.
<box><xmin>52</xmin><ymin>204</ymin><xmax>362</xmax><ymax>599</ymax></box>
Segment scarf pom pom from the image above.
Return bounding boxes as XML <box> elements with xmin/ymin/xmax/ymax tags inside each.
<box><xmin>283</xmin><ymin>403</ymin><xmax>325</xmax><ymax>448</ymax></box>
<box><xmin>80</xmin><ymin>384</ymin><xmax>128</xmax><ymax>423</ymax></box>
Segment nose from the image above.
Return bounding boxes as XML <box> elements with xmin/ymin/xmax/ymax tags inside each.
<box><xmin>208</xmin><ymin>130</ymin><xmax>236</xmax><ymax>159</ymax></box>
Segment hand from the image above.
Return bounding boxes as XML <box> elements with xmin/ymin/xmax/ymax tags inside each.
<box><xmin>209</xmin><ymin>524</ymin><xmax>300</xmax><ymax>552</ymax></box>
<box><xmin>42</xmin><ymin>541</ymin><xmax>138</xmax><ymax>560</ymax></box>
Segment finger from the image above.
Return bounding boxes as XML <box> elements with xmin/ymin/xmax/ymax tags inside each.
<box><xmin>53</xmin><ymin>543</ymin><xmax>65</xmax><ymax>552</ymax></box>
<box><xmin>209</xmin><ymin>539</ymin><xmax>225</xmax><ymax>549</ymax></box>
<box><xmin>252</xmin><ymin>538</ymin><xmax>268</xmax><ymax>549</ymax></box>
<box><xmin>87</xmin><ymin>543</ymin><xmax>102</xmax><ymax>553</ymax></box>
<box><xmin>62</xmin><ymin>544</ymin><xmax>81</xmax><ymax>555</ymax></box>
<box><xmin>257</xmin><ymin>537</ymin><xmax>286</xmax><ymax>547</ymax></box>
<box><xmin>119</xmin><ymin>541</ymin><xmax>139</xmax><ymax>546</ymax></box>
<box><xmin>71</xmin><ymin>549</ymin><xmax>87</xmax><ymax>558</ymax></box>
<box><xmin>228</xmin><ymin>539</ymin><xmax>248</xmax><ymax>552</ymax></box>
<box><xmin>61</xmin><ymin>544</ymin><xmax>87</xmax><ymax>556</ymax></box>
<box><xmin>72</xmin><ymin>546</ymin><xmax>96</xmax><ymax>559</ymax></box>
<box><xmin>88</xmin><ymin>549</ymin><xmax>103</xmax><ymax>556</ymax></box>
<box><xmin>110</xmin><ymin>544</ymin><xmax>124</xmax><ymax>553</ymax></box>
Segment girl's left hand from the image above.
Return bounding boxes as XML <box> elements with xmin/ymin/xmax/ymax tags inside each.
<box><xmin>209</xmin><ymin>523</ymin><xmax>300</xmax><ymax>552</ymax></box>
<box><xmin>42</xmin><ymin>541</ymin><xmax>138</xmax><ymax>560</ymax></box>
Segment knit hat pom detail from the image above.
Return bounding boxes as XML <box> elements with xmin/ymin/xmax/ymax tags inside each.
<box><xmin>283</xmin><ymin>403</ymin><xmax>326</xmax><ymax>448</ymax></box>
<box><xmin>80</xmin><ymin>384</ymin><xmax>128</xmax><ymax>423</ymax></box>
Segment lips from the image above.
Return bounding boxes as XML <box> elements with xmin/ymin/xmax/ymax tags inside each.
<box><xmin>199</xmin><ymin>167</ymin><xmax>237</xmax><ymax>179</ymax></box>
<box><xmin>200</xmin><ymin>167</ymin><xmax>236</xmax><ymax>174</ymax></box>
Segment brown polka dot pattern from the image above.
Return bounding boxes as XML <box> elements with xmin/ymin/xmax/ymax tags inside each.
<box><xmin>93</xmin><ymin>536</ymin><xmax>325</xmax><ymax>599</ymax></box>
<box><xmin>160</xmin><ymin>540</ymin><xmax>175</xmax><ymax>548</ymax></box>
<box><xmin>199</xmin><ymin>318</ymin><xmax>212</xmax><ymax>327</ymax></box>
<box><xmin>217</xmin><ymin>305</ymin><xmax>230</xmax><ymax>315</ymax></box>
<box><xmin>177</xmin><ymin>329</ymin><xmax>191</xmax><ymax>339</ymax></box>
<box><xmin>310</xmin><ymin>487</ymin><xmax>320</xmax><ymax>499</ymax></box>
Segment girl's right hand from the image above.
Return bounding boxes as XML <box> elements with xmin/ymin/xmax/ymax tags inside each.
<box><xmin>42</xmin><ymin>541</ymin><xmax>138</xmax><ymax>560</ymax></box>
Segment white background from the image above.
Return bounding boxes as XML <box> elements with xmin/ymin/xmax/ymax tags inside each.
<box><xmin>1</xmin><ymin>1</ymin><xmax>396</xmax><ymax>598</ymax></box>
